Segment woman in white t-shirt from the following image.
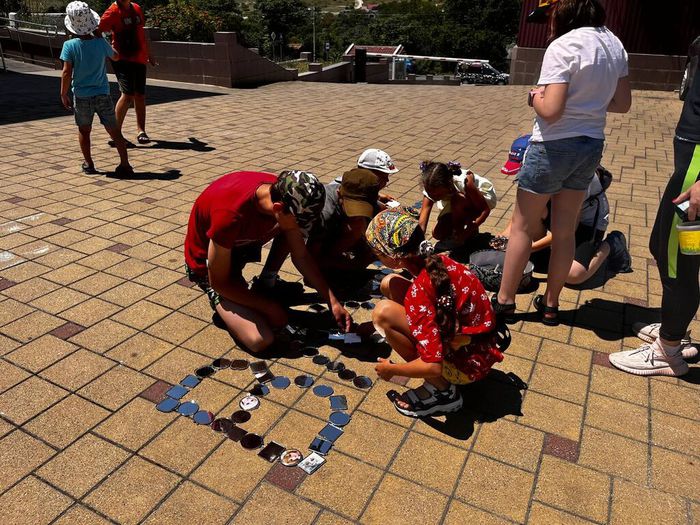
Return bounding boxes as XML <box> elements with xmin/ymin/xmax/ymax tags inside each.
<box><xmin>493</xmin><ymin>0</ymin><xmax>631</xmax><ymax>326</ymax></box>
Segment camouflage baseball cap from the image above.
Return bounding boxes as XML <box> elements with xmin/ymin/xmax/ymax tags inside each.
<box><xmin>276</xmin><ymin>170</ymin><xmax>325</xmax><ymax>232</ymax></box>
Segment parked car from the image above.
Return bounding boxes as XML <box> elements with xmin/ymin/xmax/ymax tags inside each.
<box><xmin>680</xmin><ymin>35</ymin><xmax>700</xmax><ymax>100</ymax></box>
<box><xmin>456</xmin><ymin>61</ymin><xmax>509</xmax><ymax>85</ymax></box>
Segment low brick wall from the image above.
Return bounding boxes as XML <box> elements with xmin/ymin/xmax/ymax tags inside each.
<box><xmin>509</xmin><ymin>46</ymin><xmax>686</xmax><ymax>91</ymax></box>
<box><xmin>299</xmin><ymin>61</ymin><xmax>353</xmax><ymax>83</ymax></box>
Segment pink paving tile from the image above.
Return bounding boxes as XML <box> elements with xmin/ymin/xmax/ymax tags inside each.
<box><xmin>140</xmin><ymin>197</ymin><xmax>158</xmax><ymax>204</ymax></box>
<box><xmin>49</xmin><ymin>321</ymin><xmax>86</xmax><ymax>340</ymax></box>
<box><xmin>106</xmin><ymin>243</ymin><xmax>131</xmax><ymax>253</ymax></box>
<box><xmin>92</xmin><ymin>180</ymin><xmax>110</xmax><ymax>186</ymax></box>
<box><xmin>647</xmin><ymin>258</ymin><xmax>657</xmax><ymax>267</ymax></box>
<box><xmin>50</xmin><ymin>218</ymin><xmax>73</xmax><ymax>226</ymax></box>
<box><xmin>389</xmin><ymin>375</ymin><xmax>410</xmax><ymax>386</ymax></box>
<box><xmin>5</xmin><ymin>197</ymin><xmax>25</xmax><ymax>204</ymax></box>
<box><xmin>139</xmin><ymin>380</ymin><xmax>173</xmax><ymax>403</ymax></box>
<box><xmin>265</xmin><ymin>462</ymin><xmax>306</xmax><ymax>492</ymax></box>
<box><xmin>176</xmin><ymin>276</ymin><xmax>195</xmax><ymax>288</ymax></box>
<box><xmin>592</xmin><ymin>351</ymin><xmax>615</xmax><ymax>369</ymax></box>
<box><xmin>542</xmin><ymin>433</ymin><xmax>580</xmax><ymax>462</ymax></box>
<box><xmin>625</xmin><ymin>297</ymin><xmax>648</xmax><ymax>307</ymax></box>
<box><xmin>0</xmin><ymin>279</ymin><xmax>18</xmax><ymax>292</ymax></box>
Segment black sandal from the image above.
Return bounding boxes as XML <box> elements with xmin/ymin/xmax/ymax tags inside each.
<box><xmin>491</xmin><ymin>294</ymin><xmax>516</xmax><ymax>324</ymax></box>
<box><xmin>534</xmin><ymin>294</ymin><xmax>559</xmax><ymax>326</ymax></box>
<box><xmin>81</xmin><ymin>162</ymin><xmax>97</xmax><ymax>175</ymax></box>
<box><xmin>136</xmin><ymin>132</ymin><xmax>151</xmax><ymax>144</ymax></box>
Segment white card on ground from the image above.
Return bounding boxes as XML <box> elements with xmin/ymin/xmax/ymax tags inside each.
<box><xmin>343</xmin><ymin>332</ymin><xmax>362</xmax><ymax>344</ymax></box>
<box><xmin>386</xmin><ymin>200</ymin><xmax>401</xmax><ymax>208</ymax></box>
<box><xmin>298</xmin><ymin>452</ymin><xmax>326</xmax><ymax>474</ymax></box>
<box><xmin>328</xmin><ymin>331</ymin><xmax>344</xmax><ymax>341</ymax></box>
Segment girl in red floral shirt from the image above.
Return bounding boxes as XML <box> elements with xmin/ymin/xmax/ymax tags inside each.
<box><xmin>365</xmin><ymin>209</ymin><xmax>504</xmax><ymax>417</ymax></box>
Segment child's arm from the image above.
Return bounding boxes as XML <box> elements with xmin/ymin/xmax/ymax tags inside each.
<box><xmin>375</xmin><ymin>357</ymin><xmax>442</xmax><ymax>381</ymax></box>
<box><xmin>60</xmin><ymin>61</ymin><xmax>73</xmax><ymax>110</ymax></box>
<box><xmin>417</xmin><ymin>196</ymin><xmax>434</xmax><ymax>232</ymax></box>
<box><xmin>464</xmin><ymin>173</ymin><xmax>490</xmax><ymax>227</ymax></box>
<box><xmin>531</xmin><ymin>231</ymin><xmax>553</xmax><ymax>252</ymax></box>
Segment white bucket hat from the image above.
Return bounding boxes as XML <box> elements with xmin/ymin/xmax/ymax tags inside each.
<box><xmin>65</xmin><ymin>1</ymin><xmax>99</xmax><ymax>36</ymax></box>
<box><xmin>358</xmin><ymin>148</ymin><xmax>399</xmax><ymax>174</ymax></box>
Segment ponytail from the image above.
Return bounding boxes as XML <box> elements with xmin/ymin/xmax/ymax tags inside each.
<box><xmin>420</xmin><ymin>160</ymin><xmax>462</xmax><ymax>195</ymax></box>
<box><xmin>425</xmin><ymin>254</ymin><xmax>458</xmax><ymax>358</ymax></box>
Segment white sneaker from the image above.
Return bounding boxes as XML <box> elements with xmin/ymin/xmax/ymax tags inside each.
<box><xmin>631</xmin><ymin>322</ymin><xmax>697</xmax><ymax>358</ymax></box>
<box><xmin>609</xmin><ymin>343</ymin><xmax>689</xmax><ymax>377</ymax></box>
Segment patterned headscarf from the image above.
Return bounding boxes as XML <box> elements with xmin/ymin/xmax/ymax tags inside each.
<box><xmin>366</xmin><ymin>209</ymin><xmax>433</xmax><ymax>258</ymax></box>
<box><xmin>276</xmin><ymin>170</ymin><xmax>325</xmax><ymax>233</ymax></box>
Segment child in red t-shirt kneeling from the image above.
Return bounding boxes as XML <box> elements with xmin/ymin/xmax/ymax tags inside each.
<box><xmin>365</xmin><ymin>209</ymin><xmax>504</xmax><ymax>417</ymax></box>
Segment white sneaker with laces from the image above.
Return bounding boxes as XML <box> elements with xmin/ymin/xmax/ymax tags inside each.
<box><xmin>609</xmin><ymin>342</ymin><xmax>689</xmax><ymax>377</ymax></box>
<box><xmin>631</xmin><ymin>322</ymin><xmax>697</xmax><ymax>359</ymax></box>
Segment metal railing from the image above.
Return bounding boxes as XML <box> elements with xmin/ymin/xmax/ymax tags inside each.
<box><xmin>0</xmin><ymin>16</ymin><xmax>60</xmax><ymax>68</ymax></box>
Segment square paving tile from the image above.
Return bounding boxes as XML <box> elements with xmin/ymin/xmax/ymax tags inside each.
<box><xmin>60</xmin><ymin>297</ymin><xmax>121</xmax><ymax>327</ymax></box>
<box><xmin>191</xmin><ymin>439</ymin><xmax>272</xmax><ymax>502</ymax></box>
<box><xmin>443</xmin><ymin>500</ymin><xmax>513</xmax><ymax>525</ymax></box>
<box><xmin>39</xmin><ymin>349</ymin><xmax>115</xmax><ymax>390</ymax></box>
<box><xmin>333</xmin><ymin>411</ymin><xmax>407</xmax><ymax>468</ymax></box>
<box><xmin>0</xmin><ymin>376</ymin><xmax>68</xmax><ymax>424</ymax></box>
<box><xmin>84</xmin><ymin>456</ymin><xmax>180</xmax><ymax>525</ymax></box>
<box><xmin>52</xmin><ymin>505</ymin><xmax>112</xmax><ymax>525</ymax></box>
<box><xmin>37</xmin><ymin>433</ymin><xmax>130</xmax><ymax>498</ymax></box>
<box><xmin>578</xmin><ymin>426</ymin><xmax>647</xmax><ymax>482</ymax></box>
<box><xmin>142</xmin><ymin>481</ymin><xmax>239</xmax><ymax>525</ymax></box>
<box><xmin>527</xmin><ymin>502</ymin><xmax>596</xmax><ymax>525</ymax></box>
<box><xmin>610</xmin><ymin>479</ymin><xmax>687</xmax><ymax>525</ymax></box>
<box><xmin>106</xmin><ymin>332</ymin><xmax>175</xmax><ymax>370</ymax></box>
<box><xmin>141</xmin><ymin>417</ymin><xmax>224</xmax><ymax>475</ymax></box>
<box><xmin>455</xmin><ymin>453</ymin><xmax>534</xmax><ymax>523</ymax></box>
<box><xmin>145</xmin><ymin>311</ymin><xmax>208</xmax><ymax>345</ymax></box>
<box><xmin>296</xmin><ymin>453</ymin><xmax>382</xmax><ymax>520</ymax></box>
<box><xmin>585</xmin><ymin>393</ymin><xmax>648</xmax><ymax>441</ymax></box>
<box><xmin>78</xmin><ymin>365</ymin><xmax>154</xmax><ymax>410</ymax></box>
<box><xmin>518</xmin><ymin>391</ymin><xmax>584</xmax><ymax>441</ymax></box>
<box><xmin>651</xmin><ymin>410</ymin><xmax>699</xmax><ymax>456</ymax></box>
<box><xmin>362</xmin><ymin>474</ymin><xmax>448</xmax><ymax>525</ymax></box>
<box><xmin>265</xmin><ymin>462</ymin><xmax>307</xmax><ymax>492</ymax></box>
<box><xmin>1</xmin><ymin>310</ymin><xmax>65</xmax><ymax>343</ymax></box>
<box><xmin>5</xmin><ymin>334</ymin><xmax>78</xmax><ymax>372</ymax></box>
<box><xmin>535</xmin><ymin>456</ymin><xmax>611</xmax><ymax>523</ymax></box>
<box><xmin>0</xmin><ymin>359</ymin><xmax>31</xmax><ymax>392</ymax></box>
<box><xmin>0</xmin><ymin>430</ymin><xmax>55</xmax><ymax>492</ymax></box>
<box><xmin>24</xmin><ymin>394</ymin><xmax>110</xmax><ymax>448</ymax></box>
<box><xmin>111</xmin><ymin>300</ymin><xmax>173</xmax><ymax>330</ymax></box>
<box><xmin>0</xmin><ymin>476</ymin><xmax>73</xmax><ymax>525</ymax></box>
<box><xmin>143</xmin><ymin>346</ymin><xmax>213</xmax><ymax>385</ymax></box>
<box><xmin>651</xmin><ymin>446</ymin><xmax>700</xmax><ymax>500</ymax></box>
<box><xmin>230</xmin><ymin>483</ymin><xmax>319</xmax><ymax>525</ymax></box>
<box><xmin>473</xmin><ymin>419</ymin><xmax>544</xmax><ymax>472</ymax></box>
<box><xmin>68</xmin><ymin>318</ymin><xmax>138</xmax><ymax>353</ymax></box>
<box><xmin>94</xmin><ymin>397</ymin><xmax>176</xmax><ymax>451</ymax></box>
<box><xmin>528</xmin><ymin>363</ymin><xmax>589</xmax><ymax>405</ymax></box>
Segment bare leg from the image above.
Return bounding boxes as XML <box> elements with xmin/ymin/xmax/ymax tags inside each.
<box><xmin>104</xmin><ymin>125</ymin><xmax>131</xmax><ymax>168</ymax></box>
<box><xmin>115</xmin><ymin>93</ymin><xmax>133</xmax><ymax>131</ymax></box>
<box><xmin>134</xmin><ymin>94</ymin><xmax>146</xmax><ymax>135</ymax></box>
<box><xmin>372</xmin><ymin>299</ymin><xmax>449</xmax><ymax>394</ymax></box>
<box><xmin>215</xmin><ymin>297</ymin><xmax>275</xmax><ymax>353</ymax></box>
<box><xmin>567</xmin><ymin>242</ymin><xmax>610</xmax><ymax>285</ymax></box>
<box><xmin>544</xmin><ymin>189</ymin><xmax>588</xmax><ymax>307</ymax></box>
<box><xmin>78</xmin><ymin>125</ymin><xmax>93</xmax><ymax>167</ymax></box>
<box><xmin>497</xmin><ymin>189</ymin><xmax>551</xmax><ymax>305</ymax></box>
<box><xmin>380</xmin><ymin>274</ymin><xmax>412</xmax><ymax>304</ymax></box>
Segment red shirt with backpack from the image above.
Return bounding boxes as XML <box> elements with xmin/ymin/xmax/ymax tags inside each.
<box><xmin>99</xmin><ymin>1</ymin><xmax>148</xmax><ymax>64</ymax></box>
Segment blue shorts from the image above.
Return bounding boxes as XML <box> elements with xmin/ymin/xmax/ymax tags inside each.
<box><xmin>517</xmin><ymin>136</ymin><xmax>604</xmax><ymax>194</ymax></box>
<box><xmin>73</xmin><ymin>94</ymin><xmax>117</xmax><ymax>128</ymax></box>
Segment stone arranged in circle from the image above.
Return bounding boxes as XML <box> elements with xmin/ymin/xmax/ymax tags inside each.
<box><xmin>180</xmin><ymin>375</ymin><xmax>200</xmax><ymax>388</ymax></box>
<box><xmin>353</xmin><ymin>376</ymin><xmax>373</xmax><ymax>389</ymax></box>
<box><xmin>193</xmin><ymin>410</ymin><xmax>213</xmax><ymax>425</ymax></box>
<box><xmin>313</xmin><ymin>385</ymin><xmax>334</xmax><ymax>397</ymax></box>
<box><xmin>250</xmin><ymin>384</ymin><xmax>270</xmax><ymax>397</ymax></box>
<box><xmin>271</xmin><ymin>376</ymin><xmax>291</xmax><ymax>389</ymax></box>
<box><xmin>239</xmin><ymin>395</ymin><xmax>260</xmax><ymax>411</ymax></box>
<box><xmin>326</xmin><ymin>361</ymin><xmax>346</xmax><ymax>373</ymax></box>
<box><xmin>156</xmin><ymin>397</ymin><xmax>179</xmax><ymax>413</ymax></box>
<box><xmin>294</xmin><ymin>375</ymin><xmax>314</xmax><ymax>388</ymax></box>
<box><xmin>241</xmin><ymin>433</ymin><xmax>264</xmax><ymax>450</ymax></box>
<box><xmin>227</xmin><ymin>425</ymin><xmax>246</xmax><ymax>442</ymax></box>
<box><xmin>329</xmin><ymin>411</ymin><xmax>351</xmax><ymax>427</ymax></box>
<box><xmin>344</xmin><ymin>300</ymin><xmax>360</xmax><ymax>308</ymax></box>
<box><xmin>212</xmin><ymin>358</ymin><xmax>232</xmax><ymax>369</ymax></box>
<box><xmin>211</xmin><ymin>418</ymin><xmax>233</xmax><ymax>433</ymax></box>
<box><xmin>195</xmin><ymin>365</ymin><xmax>216</xmax><ymax>378</ymax></box>
<box><xmin>230</xmin><ymin>359</ymin><xmax>250</xmax><ymax>370</ymax></box>
<box><xmin>177</xmin><ymin>401</ymin><xmax>199</xmax><ymax>416</ymax></box>
<box><xmin>361</xmin><ymin>301</ymin><xmax>375</xmax><ymax>310</ymax></box>
<box><xmin>312</xmin><ymin>355</ymin><xmax>330</xmax><ymax>366</ymax></box>
<box><xmin>231</xmin><ymin>410</ymin><xmax>251</xmax><ymax>423</ymax></box>
<box><xmin>338</xmin><ymin>369</ymin><xmax>357</xmax><ymax>381</ymax></box>
<box><xmin>302</xmin><ymin>346</ymin><xmax>319</xmax><ymax>357</ymax></box>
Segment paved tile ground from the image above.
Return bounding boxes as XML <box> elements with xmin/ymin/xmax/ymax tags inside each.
<box><xmin>0</xmin><ymin>59</ymin><xmax>698</xmax><ymax>524</ymax></box>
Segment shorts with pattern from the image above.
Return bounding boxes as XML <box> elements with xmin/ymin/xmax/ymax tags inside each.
<box><xmin>73</xmin><ymin>94</ymin><xmax>117</xmax><ymax>128</ymax></box>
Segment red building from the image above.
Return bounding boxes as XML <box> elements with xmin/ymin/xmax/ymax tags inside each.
<box><xmin>510</xmin><ymin>0</ymin><xmax>700</xmax><ymax>90</ymax></box>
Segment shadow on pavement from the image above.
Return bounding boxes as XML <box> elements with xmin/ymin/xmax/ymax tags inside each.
<box><xmin>419</xmin><ymin>370</ymin><xmax>526</xmax><ymax>441</ymax></box>
<box><xmin>105</xmin><ymin>168</ymin><xmax>182</xmax><ymax>181</ymax></box>
<box><xmin>138</xmin><ymin>137</ymin><xmax>215</xmax><ymax>152</ymax></box>
<box><xmin>0</xmin><ymin>71</ymin><xmax>225</xmax><ymax>126</ymax></box>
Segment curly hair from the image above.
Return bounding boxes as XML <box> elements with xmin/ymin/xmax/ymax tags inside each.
<box><xmin>420</xmin><ymin>160</ymin><xmax>461</xmax><ymax>195</ymax></box>
<box><xmin>399</xmin><ymin>227</ymin><xmax>458</xmax><ymax>357</ymax></box>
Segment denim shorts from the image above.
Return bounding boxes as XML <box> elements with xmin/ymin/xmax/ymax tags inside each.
<box><xmin>517</xmin><ymin>136</ymin><xmax>604</xmax><ymax>194</ymax></box>
<box><xmin>73</xmin><ymin>94</ymin><xmax>117</xmax><ymax>128</ymax></box>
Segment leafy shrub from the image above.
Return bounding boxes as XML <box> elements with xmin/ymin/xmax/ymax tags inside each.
<box><xmin>148</xmin><ymin>2</ymin><xmax>223</xmax><ymax>42</ymax></box>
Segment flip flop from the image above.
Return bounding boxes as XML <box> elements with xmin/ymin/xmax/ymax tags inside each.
<box><xmin>81</xmin><ymin>162</ymin><xmax>97</xmax><ymax>174</ymax></box>
<box><xmin>136</xmin><ymin>132</ymin><xmax>151</xmax><ymax>144</ymax></box>
<box><xmin>114</xmin><ymin>164</ymin><xmax>134</xmax><ymax>177</ymax></box>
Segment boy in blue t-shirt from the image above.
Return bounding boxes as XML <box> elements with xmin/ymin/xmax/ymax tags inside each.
<box><xmin>60</xmin><ymin>1</ymin><xmax>133</xmax><ymax>176</ymax></box>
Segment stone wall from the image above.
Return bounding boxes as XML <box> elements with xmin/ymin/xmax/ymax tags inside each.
<box><xmin>509</xmin><ymin>46</ymin><xmax>686</xmax><ymax>91</ymax></box>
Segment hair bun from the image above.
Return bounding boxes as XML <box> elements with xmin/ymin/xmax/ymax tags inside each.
<box><xmin>418</xmin><ymin>240</ymin><xmax>434</xmax><ymax>257</ymax></box>
<box><xmin>446</xmin><ymin>161</ymin><xmax>462</xmax><ymax>175</ymax></box>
